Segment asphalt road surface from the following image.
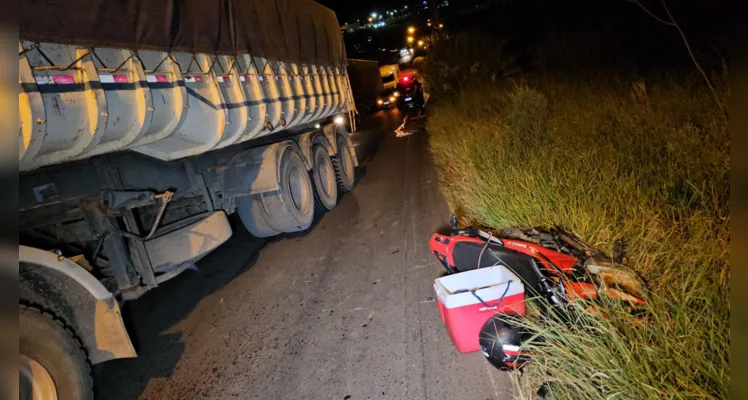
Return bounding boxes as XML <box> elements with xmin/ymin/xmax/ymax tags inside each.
<box><xmin>96</xmin><ymin>109</ymin><xmax>513</xmax><ymax>400</ymax></box>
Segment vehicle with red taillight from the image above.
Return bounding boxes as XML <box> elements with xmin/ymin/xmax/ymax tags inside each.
<box><xmin>395</xmin><ymin>74</ymin><xmax>425</xmax><ymax>111</ymax></box>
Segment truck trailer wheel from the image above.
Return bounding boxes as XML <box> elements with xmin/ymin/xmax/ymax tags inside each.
<box><xmin>236</xmin><ymin>194</ymin><xmax>282</xmax><ymax>238</ymax></box>
<box><xmin>261</xmin><ymin>148</ymin><xmax>315</xmax><ymax>232</ymax></box>
<box><xmin>19</xmin><ymin>305</ymin><xmax>93</xmax><ymax>400</ymax></box>
<box><xmin>311</xmin><ymin>144</ymin><xmax>338</xmax><ymax>213</ymax></box>
<box><xmin>332</xmin><ymin>135</ymin><xmax>356</xmax><ymax>193</ymax></box>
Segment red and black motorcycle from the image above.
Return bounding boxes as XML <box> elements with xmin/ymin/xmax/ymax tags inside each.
<box><xmin>429</xmin><ymin>216</ymin><xmax>646</xmax><ymax>370</ymax></box>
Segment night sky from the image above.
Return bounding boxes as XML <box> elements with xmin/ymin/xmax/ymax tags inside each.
<box><xmin>317</xmin><ymin>0</ymin><xmax>411</xmax><ymax>25</ymax></box>
<box><xmin>321</xmin><ymin>0</ymin><xmax>728</xmax><ymax>70</ymax></box>
<box><xmin>317</xmin><ymin>0</ymin><xmax>729</xmax><ymax>35</ymax></box>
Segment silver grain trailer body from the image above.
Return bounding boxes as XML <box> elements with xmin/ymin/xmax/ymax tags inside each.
<box><xmin>17</xmin><ymin>1</ymin><xmax>358</xmax><ymax>398</ymax></box>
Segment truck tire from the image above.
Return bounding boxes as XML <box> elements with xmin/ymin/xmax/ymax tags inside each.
<box><xmin>332</xmin><ymin>135</ymin><xmax>356</xmax><ymax>193</ymax></box>
<box><xmin>236</xmin><ymin>194</ymin><xmax>282</xmax><ymax>238</ymax></box>
<box><xmin>19</xmin><ymin>305</ymin><xmax>93</xmax><ymax>400</ymax></box>
<box><xmin>311</xmin><ymin>144</ymin><xmax>338</xmax><ymax>213</ymax></box>
<box><xmin>261</xmin><ymin>148</ymin><xmax>315</xmax><ymax>232</ymax></box>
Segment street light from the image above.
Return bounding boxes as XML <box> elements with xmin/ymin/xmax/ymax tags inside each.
<box><xmin>417</xmin><ymin>40</ymin><xmax>424</xmax><ymax>46</ymax></box>
<box><xmin>408</xmin><ymin>26</ymin><xmax>416</xmax><ymax>33</ymax></box>
<box><xmin>371</xmin><ymin>12</ymin><xmax>377</xmax><ymax>18</ymax></box>
<box><xmin>439</xmin><ymin>23</ymin><xmax>444</xmax><ymax>28</ymax></box>
<box><xmin>407</xmin><ymin>36</ymin><xmax>414</xmax><ymax>43</ymax></box>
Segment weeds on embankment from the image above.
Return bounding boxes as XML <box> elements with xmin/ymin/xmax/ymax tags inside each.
<box><xmin>425</xmin><ymin>33</ymin><xmax>730</xmax><ymax>399</ymax></box>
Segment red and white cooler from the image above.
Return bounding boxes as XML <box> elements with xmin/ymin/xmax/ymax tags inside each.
<box><xmin>434</xmin><ymin>266</ymin><xmax>526</xmax><ymax>353</ymax></box>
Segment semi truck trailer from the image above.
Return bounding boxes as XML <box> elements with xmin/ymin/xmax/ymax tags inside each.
<box><xmin>17</xmin><ymin>1</ymin><xmax>359</xmax><ymax>398</ymax></box>
<box><xmin>346</xmin><ymin>59</ymin><xmax>384</xmax><ymax>114</ymax></box>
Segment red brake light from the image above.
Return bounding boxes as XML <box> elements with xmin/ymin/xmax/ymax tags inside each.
<box><xmin>402</xmin><ymin>76</ymin><xmax>410</xmax><ymax>82</ymax></box>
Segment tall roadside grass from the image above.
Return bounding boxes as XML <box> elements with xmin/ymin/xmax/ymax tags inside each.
<box><xmin>425</xmin><ymin>35</ymin><xmax>729</xmax><ymax>398</ymax></box>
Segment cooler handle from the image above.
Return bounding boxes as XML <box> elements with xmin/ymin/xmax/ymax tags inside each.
<box><xmin>471</xmin><ymin>280</ymin><xmax>513</xmax><ymax>309</ymax></box>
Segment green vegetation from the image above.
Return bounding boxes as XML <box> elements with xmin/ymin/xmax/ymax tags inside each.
<box><xmin>424</xmin><ymin>32</ymin><xmax>730</xmax><ymax>399</ymax></box>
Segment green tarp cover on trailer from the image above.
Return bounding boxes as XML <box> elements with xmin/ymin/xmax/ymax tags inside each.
<box><xmin>20</xmin><ymin>0</ymin><xmax>347</xmax><ymax>66</ymax></box>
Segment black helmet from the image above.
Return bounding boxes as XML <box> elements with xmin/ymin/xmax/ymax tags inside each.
<box><xmin>478</xmin><ymin>314</ymin><xmax>527</xmax><ymax>370</ymax></box>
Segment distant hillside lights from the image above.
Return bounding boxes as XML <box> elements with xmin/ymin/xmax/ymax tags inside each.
<box><xmin>343</xmin><ymin>6</ymin><xmax>413</xmax><ymax>32</ymax></box>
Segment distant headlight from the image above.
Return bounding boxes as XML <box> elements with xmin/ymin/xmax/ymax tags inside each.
<box><xmin>393</xmin><ymin>91</ymin><xmax>400</xmax><ymax>97</ymax></box>
<box><xmin>377</xmin><ymin>99</ymin><xmax>384</xmax><ymax>105</ymax></box>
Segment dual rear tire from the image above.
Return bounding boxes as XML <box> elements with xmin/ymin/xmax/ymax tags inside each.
<box><xmin>237</xmin><ymin>148</ymin><xmax>314</xmax><ymax>237</ymax></box>
<box><xmin>311</xmin><ymin>144</ymin><xmax>338</xmax><ymax>213</ymax></box>
<box><xmin>237</xmin><ymin>134</ymin><xmax>356</xmax><ymax>238</ymax></box>
<box><xmin>332</xmin><ymin>134</ymin><xmax>355</xmax><ymax>193</ymax></box>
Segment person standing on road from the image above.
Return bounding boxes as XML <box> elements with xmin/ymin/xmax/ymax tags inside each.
<box><xmin>411</xmin><ymin>78</ymin><xmax>426</xmax><ymax>118</ymax></box>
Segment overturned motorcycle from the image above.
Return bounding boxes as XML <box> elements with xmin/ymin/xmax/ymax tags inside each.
<box><xmin>429</xmin><ymin>217</ymin><xmax>647</xmax><ymax>370</ymax></box>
